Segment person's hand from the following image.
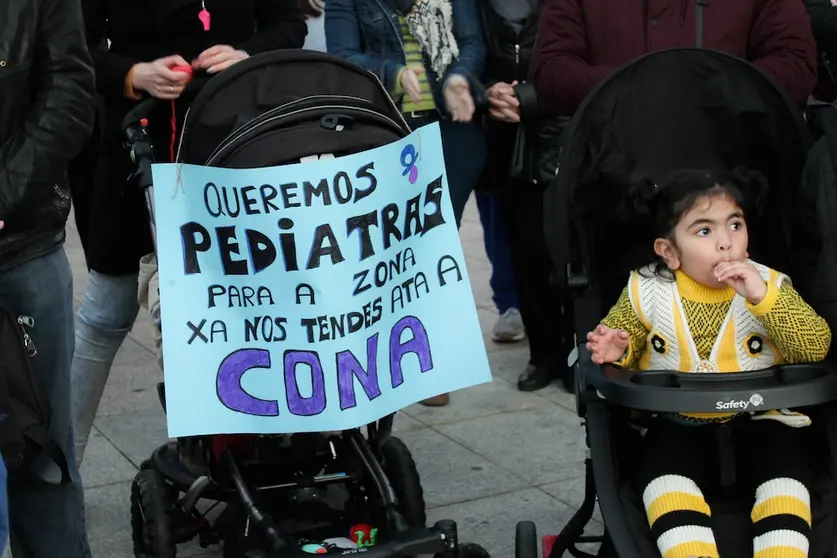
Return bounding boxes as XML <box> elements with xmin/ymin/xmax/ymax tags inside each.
<box><xmin>586</xmin><ymin>325</ymin><xmax>630</xmax><ymax>365</ymax></box>
<box><xmin>131</xmin><ymin>55</ymin><xmax>192</xmax><ymax>100</ymax></box>
<box><xmin>192</xmin><ymin>45</ymin><xmax>249</xmax><ymax>74</ymax></box>
<box><xmin>399</xmin><ymin>66</ymin><xmax>425</xmax><ymax>104</ymax></box>
<box><xmin>444</xmin><ymin>75</ymin><xmax>475</xmax><ymax>122</ymax></box>
<box><xmin>487</xmin><ymin>81</ymin><xmax>520</xmax><ymax>123</ymax></box>
<box><xmin>714</xmin><ymin>260</ymin><xmax>767</xmax><ymax>304</ymax></box>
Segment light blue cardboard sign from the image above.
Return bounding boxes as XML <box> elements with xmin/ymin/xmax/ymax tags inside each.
<box><xmin>151</xmin><ymin>123</ymin><xmax>491</xmax><ymax>437</ymax></box>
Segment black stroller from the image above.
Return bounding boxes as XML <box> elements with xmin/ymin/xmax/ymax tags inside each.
<box><xmin>121</xmin><ymin>50</ymin><xmax>479</xmax><ymax>558</ymax></box>
<box><xmin>514</xmin><ymin>48</ymin><xmax>837</xmax><ymax>557</ymax></box>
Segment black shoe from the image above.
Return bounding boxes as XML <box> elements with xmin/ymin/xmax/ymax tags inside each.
<box><xmin>517</xmin><ymin>363</ymin><xmax>556</xmax><ymax>392</ymax></box>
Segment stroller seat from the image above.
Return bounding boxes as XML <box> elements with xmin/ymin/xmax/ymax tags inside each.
<box><xmin>514</xmin><ymin>47</ymin><xmax>837</xmax><ymax>558</ymax></box>
<box><xmin>571</xmin><ymin>357</ymin><xmax>837</xmax><ymax>558</ymax></box>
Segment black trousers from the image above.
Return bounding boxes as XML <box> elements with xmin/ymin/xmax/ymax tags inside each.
<box><xmin>496</xmin><ymin>182</ymin><xmax>564</xmax><ymax>367</ymax></box>
<box><xmin>635</xmin><ymin>417</ymin><xmax>812</xmax><ymax>496</ymax></box>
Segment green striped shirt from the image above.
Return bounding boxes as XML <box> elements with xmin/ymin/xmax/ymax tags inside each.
<box><xmin>398</xmin><ymin>16</ymin><xmax>436</xmax><ymax>112</ymax></box>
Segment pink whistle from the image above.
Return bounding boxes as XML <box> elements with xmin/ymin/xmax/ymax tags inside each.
<box><xmin>198</xmin><ymin>8</ymin><xmax>211</xmax><ymax>31</ymax></box>
<box><xmin>171</xmin><ymin>65</ymin><xmax>193</xmax><ymax>76</ymax></box>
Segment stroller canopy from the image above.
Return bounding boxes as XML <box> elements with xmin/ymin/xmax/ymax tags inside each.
<box><xmin>547</xmin><ymin>48</ymin><xmax>812</xmax><ymax>324</ymax></box>
<box><xmin>178</xmin><ymin>50</ymin><xmax>410</xmax><ymax>165</ymax></box>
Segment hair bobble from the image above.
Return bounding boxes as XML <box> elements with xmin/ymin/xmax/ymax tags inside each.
<box><xmin>620</xmin><ymin>175</ymin><xmax>661</xmax><ymax>220</ymax></box>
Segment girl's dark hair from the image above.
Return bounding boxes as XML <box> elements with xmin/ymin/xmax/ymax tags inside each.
<box><xmin>623</xmin><ymin>166</ymin><xmax>768</xmax><ymax>237</ymax></box>
<box><xmin>300</xmin><ymin>0</ymin><xmax>324</xmax><ymax>18</ymax></box>
<box><xmin>621</xmin><ymin>166</ymin><xmax>768</xmax><ymax>278</ymax></box>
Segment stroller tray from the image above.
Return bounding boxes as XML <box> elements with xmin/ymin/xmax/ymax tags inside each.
<box><xmin>579</xmin><ymin>346</ymin><xmax>837</xmax><ymax>414</ymax></box>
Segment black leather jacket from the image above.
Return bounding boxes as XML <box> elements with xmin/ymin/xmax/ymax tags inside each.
<box><xmin>479</xmin><ymin>1</ymin><xmax>566</xmax><ymax>186</ymax></box>
<box><xmin>0</xmin><ymin>0</ymin><xmax>96</xmax><ymax>270</ymax></box>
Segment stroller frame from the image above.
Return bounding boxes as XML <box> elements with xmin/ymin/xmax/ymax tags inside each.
<box><xmin>512</xmin><ymin>39</ymin><xmax>837</xmax><ymax>556</ymax></box>
<box><xmin>543</xmin><ymin>339</ymin><xmax>837</xmax><ymax>558</ymax></box>
<box><xmin>121</xmin><ymin>80</ymin><xmax>461</xmax><ymax>558</ymax></box>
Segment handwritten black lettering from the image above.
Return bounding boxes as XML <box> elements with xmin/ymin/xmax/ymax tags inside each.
<box><xmin>208</xmin><ymin>285</ymin><xmax>275</xmax><ymax>309</ymax></box>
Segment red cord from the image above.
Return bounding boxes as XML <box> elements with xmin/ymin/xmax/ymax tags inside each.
<box><xmin>170</xmin><ymin>100</ymin><xmax>177</xmax><ymax>162</ymax></box>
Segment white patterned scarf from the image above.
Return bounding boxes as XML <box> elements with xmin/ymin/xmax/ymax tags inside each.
<box><xmin>391</xmin><ymin>0</ymin><xmax>460</xmax><ymax>80</ymax></box>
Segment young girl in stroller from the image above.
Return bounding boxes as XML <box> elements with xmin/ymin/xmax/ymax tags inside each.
<box><xmin>586</xmin><ymin>168</ymin><xmax>832</xmax><ymax>558</ymax></box>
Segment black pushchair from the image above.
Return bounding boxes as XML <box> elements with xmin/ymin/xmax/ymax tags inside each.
<box><xmin>120</xmin><ymin>50</ymin><xmax>481</xmax><ymax>558</ymax></box>
<box><xmin>514</xmin><ymin>48</ymin><xmax>837</xmax><ymax>557</ymax></box>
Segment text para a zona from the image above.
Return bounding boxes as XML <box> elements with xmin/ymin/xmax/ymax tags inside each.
<box><xmin>189</xmin><ymin>252</ymin><xmax>465</xmax><ymax>345</ymax></box>
<box><xmin>204</xmin><ymin>248</ymin><xmax>458</xmax><ymax>312</ymax></box>
<box><xmin>206</xmin><ymin>248</ymin><xmax>421</xmax><ymax>308</ymax></box>
<box><xmin>182</xmin><ymin>170</ymin><xmax>447</xmax><ymax>277</ymax></box>
<box><xmin>216</xmin><ymin>315</ymin><xmax>434</xmax><ymax>418</ymax></box>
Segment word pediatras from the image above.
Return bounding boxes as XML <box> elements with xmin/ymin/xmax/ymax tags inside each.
<box><xmin>216</xmin><ymin>315</ymin><xmax>433</xmax><ymax>418</ymax></box>
<box><xmin>181</xmin><ymin>164</ymin><xmax>448</xmax><ymax>276</ymax></box>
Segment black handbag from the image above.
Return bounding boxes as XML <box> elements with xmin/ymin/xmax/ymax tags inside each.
<box><xmin>508</xmin><ymin>124</ymin><xmax>529</xmax><ymax>179</ymax></box>
<box><xmin>507</xmin><ymin>0</ymin><xmax>546</xmax><ymax>182</ymax></box>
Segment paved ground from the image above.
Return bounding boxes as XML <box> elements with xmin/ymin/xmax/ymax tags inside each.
<box><xmin>69</xmin><ymin>196</ymin><xmax>600</xmax><ymax>558</ymax></box>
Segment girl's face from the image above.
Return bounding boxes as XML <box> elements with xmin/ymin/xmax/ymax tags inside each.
<box><xmin>654</xmin><ymin>193</ymin><xmax>749</xmax><ymax>288</ymax></box>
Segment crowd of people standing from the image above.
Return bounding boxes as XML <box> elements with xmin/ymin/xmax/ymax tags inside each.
<box><xmin>0</xmin><ymin>0</ymin><xmax>833</xmax><ymax>554</ymax></box>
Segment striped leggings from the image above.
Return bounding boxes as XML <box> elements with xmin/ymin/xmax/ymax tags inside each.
<box><xmin>635</xmin><ymin>418</ymin><xmax>812</xmax><ymax>558</ymax></box>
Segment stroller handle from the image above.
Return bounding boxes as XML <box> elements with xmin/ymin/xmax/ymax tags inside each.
<box><xmin>121</xmin><ymin>74</ymin><xmax>212</xmax><ymax>135</ymax></box>
<box><xmin>576</xmin><ymin>345</ymin><xmax>837</xmax><ymax>414</ymax></box>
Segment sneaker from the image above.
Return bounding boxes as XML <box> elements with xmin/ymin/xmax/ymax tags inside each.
<box><xmin>492</xmin><ymin>308</ymin><xmax>526</xmax><ymax>343</ymax></box>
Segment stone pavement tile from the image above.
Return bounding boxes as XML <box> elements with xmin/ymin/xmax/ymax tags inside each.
<box><xmin>463</xmin><ymin>245</ymin><xmax>489</xmax><ymax>274</ymax></box>
<box><xmin>85</xmin><ymin>481</ymin><xmax>220</xmax><ymax>558</ymax></box>
<box><xmin>484</xmin><ymin>345</ymin><xmax>529</xmax><ymax>384</ymax></box>
<box><xmin>85</xmin><ymin>482</ymin><xmax>134</xmax><ymax>558</ymax></box>
<box><xmin>540</xmin><ymin>475</ymin><xmax>603</xmax><ymax>524</ymax></box>
<box><xmin>95</xmin><ymin>407</ymin><xmax>168</xmax><ymax>467</ymax></box>
<box><xmin>532</xmin><ymin>383</ymin><xmax>577</xmax><ymax>415</ymax></box>
<box><xmin>460</xmin><ymin>196</ymin><xmax>482</xmax><ymax>226</ymax></box>
<box><xmin>476</xmin><ymin>308</ymin><xmax>499</xmax><ymax>345</ymax></box>
<box><xmin>395</xmin><ymin>428</ymin><xmax>530</xmax><ymax>509</ymax></box>
<box><xmin>471</xmin><ymin>280</ymin><xmax>497</xmax><ymax>315</ymax></box>
<box><xmin>465</xmin><ymin>253</ymin><xmax>491</xmax><ymax>274</ymax></box>
<box><xmin>80</xmin><ymin>430</ymin><xmax>139</xmax><ymax>489</ymax></box>
<box><xmin>128</xmin><ymin>309</ymin><xmax>160</xmax><ymax>354</ymax></box>
<box><xmin>436</xmin><ymin>406</ymin><xmax>586</xmax><ymax>486</ymax></box>
<box><xmin>460</xmin><ymin>223</ymin><xmax>484</xmax><ymax>245</ymax></box>
<box><xmin>426</xmin><ymin>487</ymin><xmax>601</xmax><ymax>558</ymax></box>
<box><xmin>95</xmin><ymin>337</ymin><xmax>165</xmax><ymax>418</ymax></box>
<box><xmin>485</xmin><ymin>348</ymin><xmax>579</xmax><ymax>415</ymax></box>
<box><xmin>402</xmin><ymin>378</ymin><xmax>543</xmax><ymax>427</ymax></box>
<box><xmin>390</xmin><ymin>412</ymin><xmax>429</xmax><ymax>432</ymax></box>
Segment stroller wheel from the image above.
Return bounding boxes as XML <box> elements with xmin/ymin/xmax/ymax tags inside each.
<box><xmin>131</xmin><ymin>469</ymin><xmax>177</xmax><ymax>558</ymax></box>
<box><xmin>561</xmin><ymin>366</ymin><xmax>575</xmax><ymax>393</ymax></box>
<box><xmin>379</xmin><ymin>436</ymin><xmax>426</xmax><ymax>527</ymax></box>
<box><xmin>452</xmin><ymin>542</ymin><xmax>491</xmax><ymax>558</ymax></box>
<box><xmin>515</xmin><ymin>521</ymin><xmax>538</xmax><ymax>558</ymax></box>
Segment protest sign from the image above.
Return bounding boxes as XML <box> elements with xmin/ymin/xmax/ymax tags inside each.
<box><xmin>151</xmin><ymin>123</ymin><xmax>492</xmax><ymax>437</ymax></box>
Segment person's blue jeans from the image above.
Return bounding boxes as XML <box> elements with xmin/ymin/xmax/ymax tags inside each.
<box><xmin>437</xmin><ymin>118</ymin><xmax>486</xmax><ymax>227</ymax></box>
<box><xmin>71</xmin><ymin>270</ymin><xmax>140</xmax><ymax>464</ymax></box>
<box><xmin>0</xmin><ymin>248</ymin><xmax>92</xmax><ymax>558</ymax></box>
<box><xmin>475</xmin><ymin>191</ymin><xmax>519</xmax><ymax>314</ymax></box>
